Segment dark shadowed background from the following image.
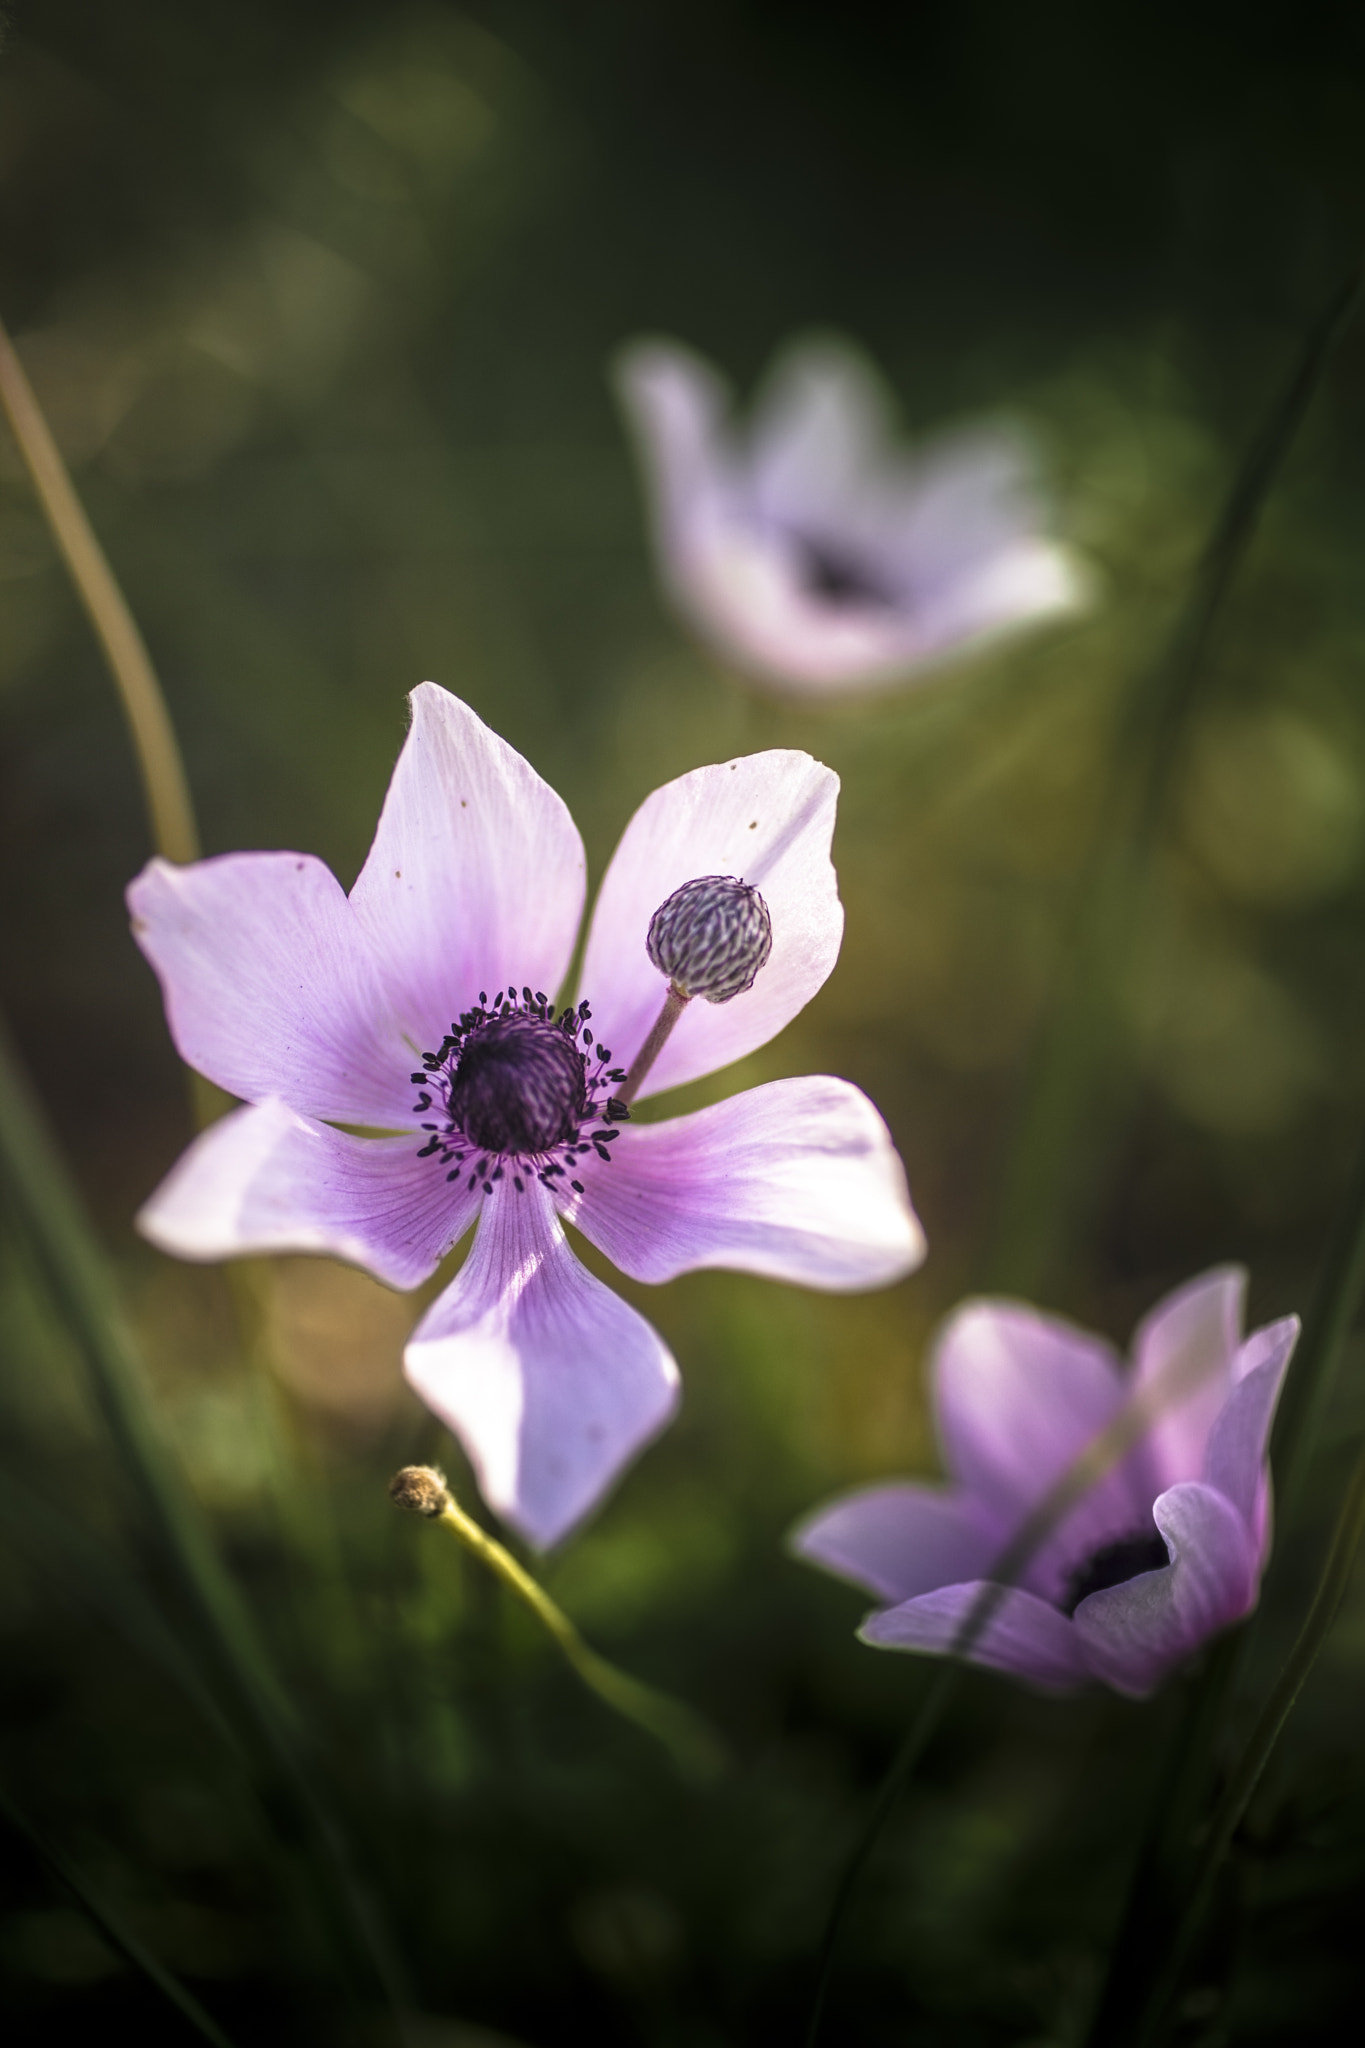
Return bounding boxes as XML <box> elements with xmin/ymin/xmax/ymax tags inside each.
<box><xmin>3</xmin><ymin>3</ymin><xmax>1365</xmax><ymax>2042</ymax></box>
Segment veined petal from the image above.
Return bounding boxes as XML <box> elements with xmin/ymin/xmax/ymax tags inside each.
<box><xmin>932</xmin><ymin>1301</ymin><xmax>1153</xmax><ymax>1605</ymax></box>
<box><xmin>581</xmin><ymin>752</ymin><xmax>842</xmax><ymax>1098</ymax></box>
<box><xmin>404</xmin><ymin>1182</ymin><xmax>680</xmax><ymax>1548</ymax></box>
<box><xmin>349</xmin><ymin>685</ymin><xmax>586</xmax><ymax>1056</ymax></box>
<box><xmin>137</xmin><ymin>1098</ymin><xmax>479</xmax><ymax>1289</ymax></box>
<box><xmin>562</xmin><ymin>1075</ymin><xmax>923</xmax><ymax>1289</ymax></box>
<box><xmin>1204</xmin><ymin>1315</ymin><xmax>1299</xmax><ymax>1550</ymax></box>
<box><xmin>791</xmin><ymin>1483</ymin><xmax>995</xmax><ymax>1604</ymax></box>
<box><xmin>1131</xmin><ymin>1266</ymin><xmax>1246</xmax><ymax>1492</ymax></box>
<box><xmin>1072</xmin><ymin>1482</ymin><xmax>1258</xmax><ymax>1698</ymax></box>
<box><xmin>128</xmin><ymin>853</ymin><xmax>411</xmax><ymax>1127</ymax></box>
<box><xmin>861</xmin><ymin>1581</ymin><xmax>1090</xmax><ymax>1693</ymax></box>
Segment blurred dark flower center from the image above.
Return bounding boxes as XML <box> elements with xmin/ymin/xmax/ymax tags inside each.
<box><xmin>1061</xmin><ymin>1530</ymin><xmax>1169</xmax><ymax>1617</ymax></box>
<box><xmin>790</xmin><ymin>533</ymin><xmax>898</xmax><ymax>610</ymax></box>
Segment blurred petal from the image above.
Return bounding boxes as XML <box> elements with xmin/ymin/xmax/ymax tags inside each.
<box><xmin>1072</xmin><ymin>1482</ymin><xmax>1258</xmax><ymax>1697</ymax></box>
<box><xmin>128</xmin><ymin>853</ymin><xmax>409</xmax><ymax>1126</ymax></box>
<box><xmin>1204</xmin><ymin>1315</ymin><xmax>1299</xmax><ymax>1545</ymax></box>
<box><xmin>137</xmin><ymin>1098</ymin><xmax>478</xmax><ymax>1288</ymax></box>
<box><xmin>747</xmin><ymin>340</ymin><xmax>891</xmax><ymax>532</ymax></box>
<box><xmin>934</xmin><ymin>1300</ymin><xmax>1125</xmax><ymax>1511</ymax></box>
<box><xmin>563</xmin><ymin>1076</ymin><xmax>923</xmax><ymax>1289</ymax></box>
<box><xmin>581</xmin><ymin>752</ymin><xmax>842</xmax><ymax>1098</ymax></box>
<box><xmin>861</xmin><ymin>1581</ymin><xmax>1090</xmax><ymax>1692</ymax></box>
<box><xmin>1131</xmin><ymin>1266</ymin><xmax>1246</xmax><ymax>1491</ymax></box>
<box><xmin>933</xmin><ymin>1301</ymin><xmax>1157</xmax><ymax>1603</ymax></box>
<box><xmin>616</xmin><ymin>334</ymin><xmax>1090</xmax><ymax>697</ymax></box>
<box><xmin>405</xmin><ymin>1182</ymin><xmax>680</xmax><ymax>1548</ymax></box>
<box><xmin>614</xmin><ymin>339</ymin><xmax>733</xmax><ymax>545</ymax></box>
<box><xmin>349</xmin><ymin>685</ymin><xmax>586</xmax><ymax>1055</ymax></box>
<box><xmin>791</xmin><ymin>1483</ymin><xmax>995</xmax><ymax>1603</ymax></box>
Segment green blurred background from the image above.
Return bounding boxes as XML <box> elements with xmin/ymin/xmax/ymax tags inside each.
<box><xmin>3</xmin><ymin>2</ymin><xmax>1365</xmax><ymax>2041</ymax></box>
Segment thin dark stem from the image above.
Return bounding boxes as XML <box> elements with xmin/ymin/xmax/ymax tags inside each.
<box><xmin>0</xmin><ymin>1010</ymin><xmax>408</xmax><ymax>2028</ymax></box>
<box><xmin>0</xmin><ymin>309</ymin><xmax>199</xmax><ymax>866</ymax></box>
<box><xmin>804</xmin><ymin>1323</ymin><xmax>1231</xmax><ymax>2044</ymax></box>
<box><xmin>0</xmin><ymin>1781</ymin><xmax>239</xmax><ymax>2048</ymax></box>
<box><xmin>1084</xmin><ymin>1109</ymin><xmax>1365</xmax><ymax>2048</ymax></box>
<box><xmin>1132</xmin><ymin>1441</ymin><xmax>1365</xmax><ymax>2047</ymax></box>
<box><xmin>620</xmin><ymin>982</ymin><xmax>690</xmax><ymax>1103</ymax></box>
<box><xmin>1270</xmin><ymin>1125</ymin><xmax>1365</xmax><ymax>1526</ymax></box>
<box><xmin>985</xmin><ymin>259</ymin><xmax>1364</xmax><ymax>1299</ymax></box>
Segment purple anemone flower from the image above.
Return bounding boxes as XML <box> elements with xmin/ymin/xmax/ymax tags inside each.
<box><xmin>129</xmin><ymin>684</ymin><xmax>924</xmax><ymax>1547</ymax></box>
<box><xmin>792</xmin><ymin>1268</ymin><xmax>1298</xmax><ymax>1695</ymax></box>
<box><xmin>615</xmin><ymin>335</ymin><xmax>1089</xmax><ymax>699</ymax></box>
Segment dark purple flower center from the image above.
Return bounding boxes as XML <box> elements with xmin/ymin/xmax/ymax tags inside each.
<box><xmin>448</xmin><ymin>1011</ymin><xmax>587</xmax><ymax>1156</ymax></box>
<box><xmin>791</xmin><ymin>532</ymin><xmax>899</xmax><ymax>611</ymax></box>
<box><xmin>1060</xmin><ymin>1530</ymin><xmax>1169</xmax><ymax>1618</ymax></box>
<box><xmin>410</xmin><ymin>987</ymin><xmax>629</xmax><ymax>1197</ymax></box>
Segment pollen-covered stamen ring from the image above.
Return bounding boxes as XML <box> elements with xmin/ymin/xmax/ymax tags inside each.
<box><xmin>412</xmin><ymin>987</ymin><xmax>629</xmax><ymax>1193</ymax></box>
<box><xmin>646</xmin><ymin>875</ymin><xmax>773</xmax><ymax>1004</ymax></box>
<box><xmin>449</xmin><ymin>1010</ymin><xmax>587</xmax><ymax>1155</ymax></box>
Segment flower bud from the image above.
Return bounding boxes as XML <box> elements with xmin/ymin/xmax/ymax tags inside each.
<box><xmin>646</xmin><ymin>875</ymin><xmax>773</xmax><ymax>1003</ymax></box>
<box><xmin>389</xmin><ymin>1464</ymin><xmax>450</xmax><ymax>1516</ymax></box>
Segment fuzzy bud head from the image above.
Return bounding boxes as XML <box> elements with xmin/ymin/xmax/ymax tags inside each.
<box><xmin>389</xmin><ymin>1465</ymin><xmax>450</xmax><ymax>1517</ymax></box>
<box><xmin>646</xmin><ymin>875</ymin><xmax>773</xmax><ymax>1004</ymax></box>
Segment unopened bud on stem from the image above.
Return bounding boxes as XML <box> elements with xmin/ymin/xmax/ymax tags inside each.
<box><xmin>621</xmin><ymin>876</ymin><xmax>773</xmax><ymax>1104</ymax></box>
<box><xmin>389</xmin><ymin>1465</ymin><xmax>451</xmax><ymax>1517</ymax></box>
<box><xmin>646</xmin><ymin>875</ymin><xmax>772</xmax><ymax>1003</ymax></box>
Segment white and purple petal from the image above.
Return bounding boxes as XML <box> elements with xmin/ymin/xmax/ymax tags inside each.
<box><xmin>860</xmin><ymin>1581</ymin><xmax>1091</xmax><ymax>1693</ymax></box>
<box><xmin>581</xmin><ymin>752</ymin><xmax>842</xmax><ymax>1099</ymax></box>
<box><xmin>1203</xmin><ymin>1315</ymin><xmax>1299</xmax><ymax>1555</ymax></box>
<box><xmin>791</xmin><ymin>1483</ymin><xmax>996</xmax><ymax>1605</ymax></box>
<box><xmin>349</xmin><ymin>685</ymin><xmax>586</xmax><ymax>1056</ymax></box>
<box><xmin>931</xmin><ymin>1300</ymin><xmax>1160</xmax><ymax>1600</ymax></box>
<box><xmin>404</xmin><ymin>1181</ymin><xmax>680</xmax><ymax>1549</ymax></box>
<box><xmin>1130</xmin><ymin>1266</ymin><xmax>1246</xmax><ymax>1493</ymax></box>
<box><xmin>128</xmin><ymin>853</ymin><xmax>410</xmax><ymax>1127</ymax></box>
<box><xmin>1071</xmin><ymin>1482</ymin><xmax>1258</xmax><ymax>1697</ymax></box>
<box><xmin>561</xmin><ymin>1076</ymin><xmax>923</xmax><ymax>1290</ymax></box>
<box><xmin>138</xmin><ymin>1097</ymin><xmax>478</xmax><ymax>1289</ymax></box>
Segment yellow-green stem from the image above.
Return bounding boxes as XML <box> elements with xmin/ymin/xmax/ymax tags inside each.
<box><xmin>0</xmin><ymin>311</ymin><xmax>200</xmax><ymax>866</ymax></box>
<box><xmin>400</xmin><ymin>1472</ymin><xmax>724</xmax><ymax>1779</ymax></box>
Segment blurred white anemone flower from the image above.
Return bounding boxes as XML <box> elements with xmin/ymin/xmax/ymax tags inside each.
<box><xmin>615</xmin><ymin>335</ymin><xmax>1091</xmax><ymax>698</ymax></box>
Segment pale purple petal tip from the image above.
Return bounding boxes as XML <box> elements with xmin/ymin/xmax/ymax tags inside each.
<box><xmin>404</xmin><ymin>1183</ymin><xmax>680</xmax><ymax>1548</ymax></box>
<box><xmin>580</xmin><ymin>750</ymin><xmax>843</xmax><ymax>1099</ymax></box>
<box><xmin>565</xmin><ymin>1075</ymin><xmax>924</xmax><ymax>1291</ymax></box>
<box><xmin>861</xmin><ymin>1582</ymin><xmax>1091</xmax><ymax>1693</ymax></box>
<box><xmin>1072</xmin><ymin>1482</ymin><xmax>1258</xmax><ymax>1697</ymax></box>
<box><xmin>791</xmin><ymin>1483</ymin><xmax>995</xmax><ymax>1604</ymax></box>
<box><xmin>349</xmin><ymin>684</ymin><xmax>586</xmax><ymax>1057</ymax></box>
<box><xmin>137</xmin><ymin>1098</ymin><xmax>479</xmax><ymax>1289</ymax></box>
<box><xmin>128</xmin><ymin>852</ymin><xmax>409</xmax><ymax>1128</ymax></box>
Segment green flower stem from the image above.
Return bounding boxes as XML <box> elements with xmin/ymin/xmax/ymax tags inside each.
<box><xmin>1132</xmin><ymin>1441</ymin><xmax>1365</xmax><ymax>2047</ymax></box>
<box><xmin>393</xmin><ymin>1468</ymin><xmax>726</xmax><ymax>1781</ymax></box>
<box><xmin>805</xmin><ymin>1317</ymin><xmax>1233</xmax><ymax>2045</ymax></box>
<box><xmin>0</xmin><ymin>1010</ymin><xmax>408</xmax><ymax>2026</ymax></box>
<box><xmin>0</xmin><ymin>309</ymin><xmax>199</xmax><ymax>867</ymax></box>
<box><xmin>1269</xmin><ymin>1127</ymin><xmax>1365</xmax><ymax>1525</ymax></box>
<box><xmin>985</xmin><ymin>259</ymin><xmax>1364</xmax><ymax>1299</ymax></box>
<box><xmin>0</xmin><ymin>1779</ymin><xmax>239</xmax><ymax>2048</ymax></box>
<box><xmin>1084</xmin><ymin>1115</ymin><xmax>1365</xmax><ymax>2048</ymax></box>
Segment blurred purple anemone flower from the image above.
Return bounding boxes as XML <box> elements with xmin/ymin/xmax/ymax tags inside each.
<box><xmin>792</xmin><ymin>1269</ymin><xmax>1298</xmax><ymax>1695</ymax></box>
<box><xmin>615</xmin><ymin>335</ymin><xmax>1089</xmax><ymax>698</ymax></box>
<box><xmin>129</xmin><ymin>684</ymin><xmax>924</xmax><ymax>1547</ymax></box>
